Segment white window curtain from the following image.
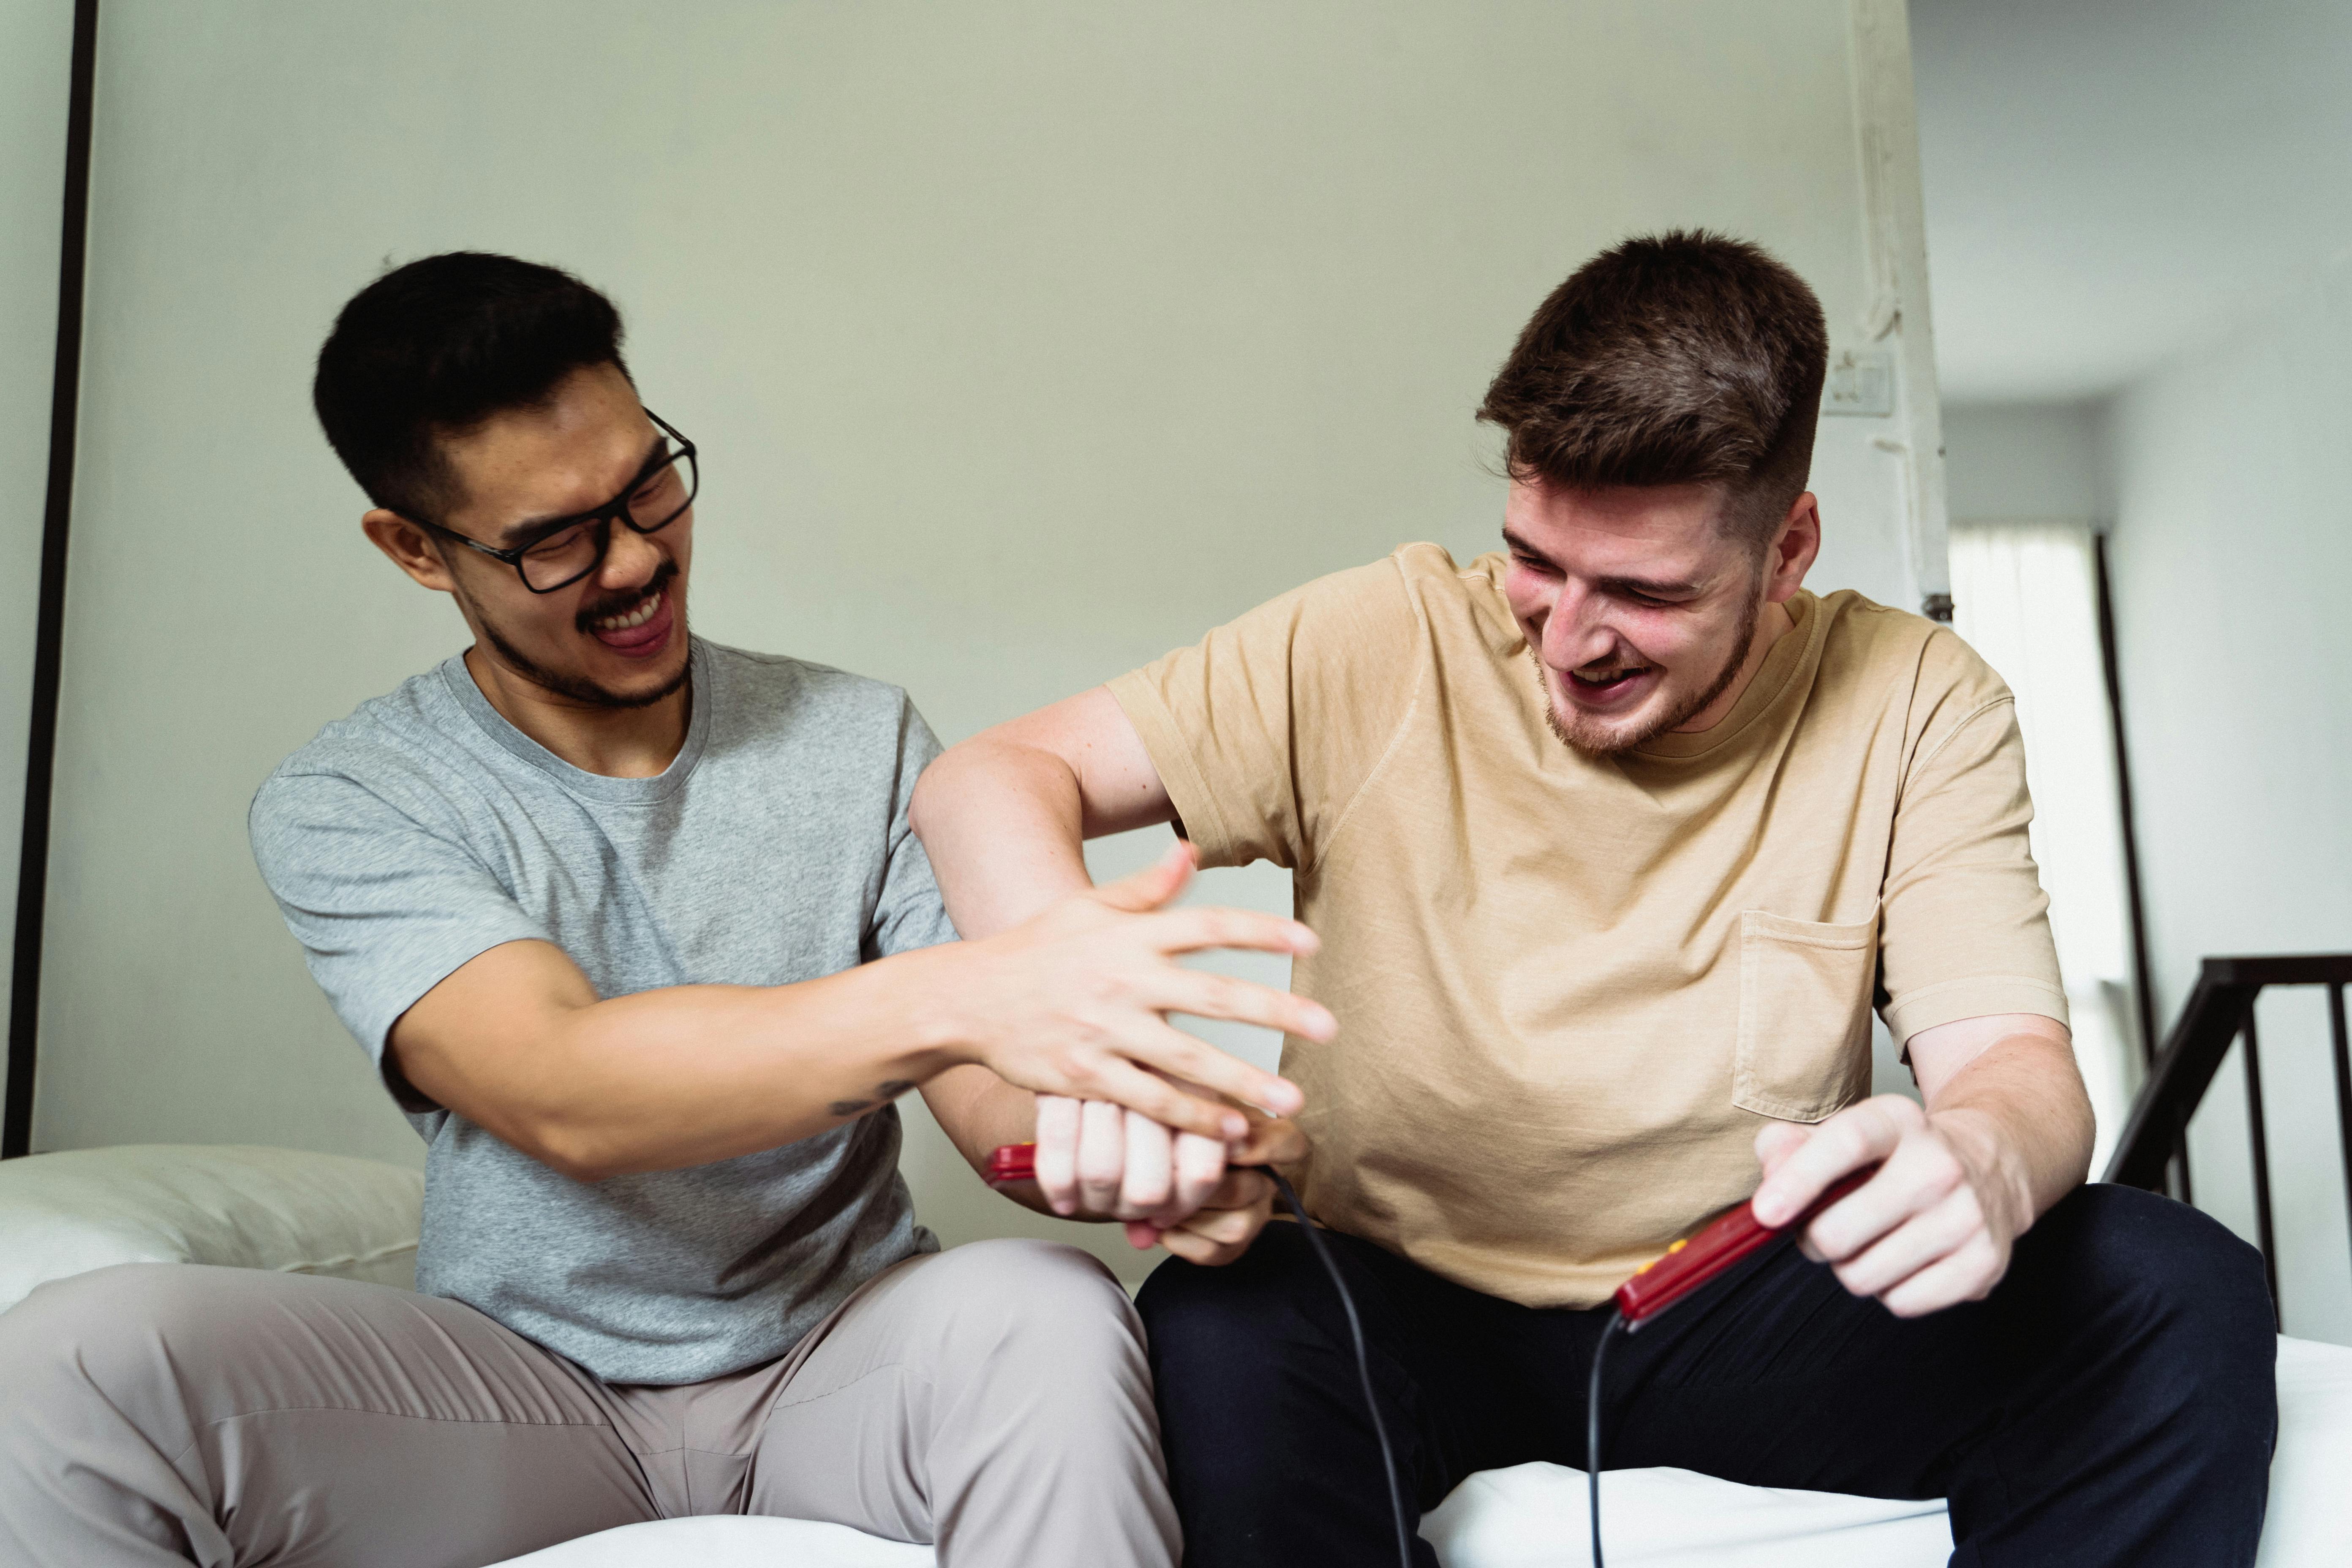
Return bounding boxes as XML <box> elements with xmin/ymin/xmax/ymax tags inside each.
<box><xmin>1948</xmin><ymin>519</ymin><xmax>2141</xmax><ymax>1173</ymax></box>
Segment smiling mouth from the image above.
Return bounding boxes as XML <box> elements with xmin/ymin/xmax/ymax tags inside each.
<box><xmin>1568</xmin><ymin>665</ymin><xmax>1652</xmax><ymax>691</ymax></box>
<box><xmin>591</xmin><ymin>588</ymin><xmax>663</xmax><ymax>632</ymax></box>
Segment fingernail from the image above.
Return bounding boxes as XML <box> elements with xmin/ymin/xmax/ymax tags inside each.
<box><xmin>1222</xmin><ymin>1114</ymin><xmax>1247</xmax><ymax>1140</ymax></box>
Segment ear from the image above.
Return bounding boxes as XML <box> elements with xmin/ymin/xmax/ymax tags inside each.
<box><xmin>362</xmin><ymin>509</ymin><xmax>458</xmax><ymax>593</ymax></box>
<box><xmin>1763</xmin><ymin>492</ymin><xmax>1821</xmax><ymax>605</ymax></box>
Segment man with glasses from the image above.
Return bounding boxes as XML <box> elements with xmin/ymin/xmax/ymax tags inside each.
<box><xmin>0</xmin><ymin>253</ymin><xmax>1319</xmax><ymax>1568</ymax></box>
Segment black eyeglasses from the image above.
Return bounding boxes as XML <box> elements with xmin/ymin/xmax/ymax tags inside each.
<box><xmin>405</xmin><ymin>411</ymin><xmax>699</xmax><ymax>593</ymax></box>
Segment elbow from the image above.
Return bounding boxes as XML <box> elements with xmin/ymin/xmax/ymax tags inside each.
<box><xmin>909</xmin><ymin>746</ymin><xmax>974</xmax><ymax>844</ymax></box>
<box><xmin>907</xmin><ymin>763</ymin><xmax>942</xmax><ymax>843</ymax></box>
<box><xmin>541</xmin><ymin>1146</ymin><xmax>622</xmax><ymax>1186</ymax></box>
<box><xmin>2069</xmin><ymin>1092</ymin><xmax>2099</xmax><ymax>1186</ymax></box>
<box><xmin>512</xmin><ymin>1115</ymin><xmax>633</xmax><ymax>1185</ymax></box>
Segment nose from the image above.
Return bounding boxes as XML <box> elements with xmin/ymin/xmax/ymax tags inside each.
<box><xmin>1538</xmin><ymin>578</ymin><xmax>1621</xmax><ymax>671</ymax></box>
<box><xmin>599</xmin><ymin>517</ymin><xmax>669</xmax><ymax>589</ymax></box>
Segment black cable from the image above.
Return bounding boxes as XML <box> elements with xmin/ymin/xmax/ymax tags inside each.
<box><xmin>1587</xmin><ymin>1309</ymin><xmax>1623</xmax><ymax>1568</ymax></box>
<box><xmin>1261</xmin><ymin>1171</ymin><xmax>1625</xmax><ymax>1568</ymax></box>
<box><xmin>1267</xmin><ymin>1171</ymin><xmax>1414</xmax><ymax>1568</ymax></box>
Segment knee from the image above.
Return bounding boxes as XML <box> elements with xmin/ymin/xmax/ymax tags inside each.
<box><xmin>923</xmin><ymin>1239</ymin><xmax>1143</xmax><ymax>1366</ymax></box>
<box><xmin>2032</xmin><ymin>1186</ymin><xmax>2276</xmax><ymax>1421</ymax></box>
<box><xmin>2045</xmin><ymin>1184</ymin><xmax>2270</xmax><ymax>1331</ymax></box>
<box><xmin>1137</xmin><ymin>1226</ymin><xmax>1335</xmax><ymax>1448</ymax></box>
<box><xmin>0</xmin><ymin>1265</ymin><xmax>206</xmax><ymax>1421</ymax></box>
<box><xmin>1137</xmin><ymin>1222</ymin><xmax>1311</xmax><ymax>1375</ymax></box>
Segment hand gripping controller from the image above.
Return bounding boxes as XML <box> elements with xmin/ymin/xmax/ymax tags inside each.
<box><xmin>1611</xmin><ymin>1164</ymin><xmax>1877</xmax><ymax>1328</ymax></box>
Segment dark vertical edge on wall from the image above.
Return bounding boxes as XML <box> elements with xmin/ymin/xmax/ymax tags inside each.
<box><xmin>2093</xmin><ymin>532</ymin><xmax>2158</xmax><ymax>1064</ymax></box>
<box><xmin>2093</xmin><ymin>530</ymin><xmax>2180</xmax><ymax>1195</ymax></box>
<box><xmin>3</xmin><ymin>0</ymin><xmax>101</xmax><ymax>1160</ymax></box>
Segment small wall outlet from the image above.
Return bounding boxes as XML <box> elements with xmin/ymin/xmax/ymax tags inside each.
<box><xmin>1823</xmin><ymin>348</ymin><xmax>1895</xmax><ymax>416</ymax></box>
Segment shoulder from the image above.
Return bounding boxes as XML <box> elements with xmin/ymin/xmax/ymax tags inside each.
<box><xmin>698</xmin><ymin>641</ymin><xmax>937</xmax><ymax>760</ymax></box>
<box><xmin>1241</xmin><ymin>543</ymin><xmax>1508</xmax><ymax>651</ymax></box>
<box><xmin>1814</xmin><ymin>591</ymin><xmax>2006</xmax><ymax>696</ymax></box>
<box><xmin>248</xmin><ymin>672</ymin><xmax>484</xmax><ymax>885</ymax></box>
<box><xmin>1808</xmin><ymin>590</ymin><xmax>2015</xmax><ymax>760</ymax></box>
<box><xmin>253</xmin><ymin>667</ymin><xmax>469</xmax><ymax>819</ymax></box>
<box><xmin>1420</xmin><ymin>544</ymin><xmax>1525</xmax><ymax>652</ymax></box>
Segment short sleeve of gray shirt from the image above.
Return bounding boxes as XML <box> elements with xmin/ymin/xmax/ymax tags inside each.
<box><xmin>250</xmin><ymin>639</ymin><xmax>959</xmax><ymax>1383</ymax></box>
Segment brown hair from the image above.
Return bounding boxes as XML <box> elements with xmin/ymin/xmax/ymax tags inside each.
<box><xmin>1476</xmin><ymin>231</ymin><xmax>1828</xmax><ymax>544</ymax></box>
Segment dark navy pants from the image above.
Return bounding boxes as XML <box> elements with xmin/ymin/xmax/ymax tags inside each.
<box><xmin>1139</xmin><ymin>1184</ymin><xmax>2274</xmax><ymax>1567</ymax></box>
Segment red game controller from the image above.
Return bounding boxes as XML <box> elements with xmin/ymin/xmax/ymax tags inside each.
<box><xmin>986</xmin><ymin>1141</ymin><xmax>1876</xmax><ymax>1331</ymax></box>
<box><xmin>1612</xmin><ymin>1165</ymin><xmax>1877</xmax><ymax>1328</ymax></box>
<box><xmin>985</xmin><ymin>1142</ymin><xmax>1041</xmax><ymax>1188</ymax></box>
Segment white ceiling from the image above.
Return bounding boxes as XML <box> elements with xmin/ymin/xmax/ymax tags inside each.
<box><xmin>1911</xmin><ymin>0</ymin><xmax>2352</xmax><ymax>405</ymax></box>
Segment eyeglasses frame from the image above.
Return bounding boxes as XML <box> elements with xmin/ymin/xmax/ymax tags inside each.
<box><xmin>401</xmin><ymin>410</ymin><xmax>698</xmax><ymax>594</ymax></box>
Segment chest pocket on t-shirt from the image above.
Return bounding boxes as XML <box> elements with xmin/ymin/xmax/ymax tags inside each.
<box><xmin>1733</xmin><ymin>909</ymin><xmax>1880</xmax><ymax>1123</ymax></box>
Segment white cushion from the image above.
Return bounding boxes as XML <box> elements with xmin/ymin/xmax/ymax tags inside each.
<box><xmin>1424</xmin><ymin>1333</ymin><xmax>2352</xmax><ymax>1568</ymax></box>
<box><xmin>482</xmin><ymin>1334</ymin><xmax>2347</xmax><ymax>1567</ymax></box>
<box><xmin>491</xmin><ymin>1516</ymin><xmax>931</xmax><ymax>1566</ymax></box>
<box><xmin>1424</xmin><ymin>1463</ymin><xmax>1950</xmax><ymax>1565</ymax></box>
<box><xmin>0</xmin><ymin>1143</ymin><xmax>423</xmax><ymax>1312</ymax></box>
<box><xmin>2261</xmin><ymin>1336</ymin><xmax>2352</xmax><ymax>1567</ymax></box>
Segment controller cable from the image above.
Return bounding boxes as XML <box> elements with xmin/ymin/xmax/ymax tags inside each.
<box><xmin>1267</xmin><ymin>1170</ymin><xmax>1626</xmax><ymax>1568</ymax></box>
<box><xmin>986</xmin><ymin>1143</ymin><xmax>1861</xmax><ymax>1568</ymax></box>
<box><xmin>1585</xmin><ymin>1309</ymin><xmax>1624</xmax><ymax>1568</ymax></box>
<box><xmin>1267</xmin><ymin>1170</ymin><xmax>1416</xmax><ymax>1568</ymax></box>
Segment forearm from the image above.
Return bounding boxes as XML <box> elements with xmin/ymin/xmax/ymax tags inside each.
<box><xmin>1922</xmin><ymin>1031</ymin><xmax>2095</xmax><ymax>1231</ymax></box>
<box><xmin>910</xmin><ymin>687</ymin><xmax>1176</xmax><ymax>939</ymax></box>
<box><xmin>903</xmin><ymin>741</ymin><xmax>1087</xmax><ymax>1208</ymax></box>
<box><xmin>911</xmin><ymin>740</ymin><xmax>1097</xmax><ymax>938</ymax></box>
<box><xmin>923</xmin><ymin>1064</ymin><xmax>1073</xmax><ymax>1216</ymax></box>
<box><xmin>412</xmin><ymin>943</ymin><xmax>974</xmax><ymax>1181</ymax></box>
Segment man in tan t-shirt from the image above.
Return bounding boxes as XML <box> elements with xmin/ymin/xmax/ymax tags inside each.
<box><xmin>911</xmin><ymin>233</ymin><xmax>2272</xmax><ymax>1567</ymax></box>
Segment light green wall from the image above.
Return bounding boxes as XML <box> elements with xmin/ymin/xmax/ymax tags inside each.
<box><xmin>37</xmin><ymin>0</ymin><xmax>1938</xmax><ymax>1284</ymax></box>
<box><xmin>0</xmin><ymin>1</ymin><xmax>75</xmax><ymax>1099</ymax></box>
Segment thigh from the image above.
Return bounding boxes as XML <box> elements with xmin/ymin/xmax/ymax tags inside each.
<box><xmin>1601</xmin><ymin>1183</ymin><xmax>2276</xmax><ymax>1512</ymax></box>
<box><xmin>1138</xmin><ymin>1220</ymin><xmax>1576</xmax><ymax>1568</ymax></box>
<box><xmin>1595</xmin><ymin>1230</ymin><xmax>1977</xmax><ymax>1495</ymax></box>
<box><xmin>0</xmin><ymin>1263</ymin><xmax>655</xmax><ymax>1568</ymax></box>
<box><xmin>742</xmin><ymin>1240</ymin><xmax>1178</xmax><ymax>1568</ymax></box>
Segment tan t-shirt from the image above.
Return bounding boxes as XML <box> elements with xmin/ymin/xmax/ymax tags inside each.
<box><xmin>1108</xmin><ymin>544</ymin><xmax>2067</xmax><ymax>1308</ymax></box>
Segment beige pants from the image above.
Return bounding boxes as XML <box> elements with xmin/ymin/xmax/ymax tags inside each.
<box><xmin>0</xmin><ymin>1239</ymin><xmax>1178</xmax><ymax>1568</ymax></box>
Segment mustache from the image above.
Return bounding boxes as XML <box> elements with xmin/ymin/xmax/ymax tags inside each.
<box><xmin>575</xmin><ymin>561</ymin><xmax>678</xmax><ymax>632</ymax></box>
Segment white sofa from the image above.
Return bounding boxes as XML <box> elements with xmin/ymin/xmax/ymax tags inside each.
<box><xmin>4</xmin><ymin>1145</ymin><xmax>2344</xmax><ymax>1567</ymax></box>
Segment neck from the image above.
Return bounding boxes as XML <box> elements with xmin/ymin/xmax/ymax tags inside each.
<box><xmin>1671</xmin><ymin>595</ymin><xmax>1797</xmax><ymax>735</ymax></box>
<box><xmin>462</xmin><ymin>643</ymin><xmax>691</xmax><ymax>778</ymax></box>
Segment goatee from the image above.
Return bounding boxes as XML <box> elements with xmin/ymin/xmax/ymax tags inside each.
<box><xmin>1538</xmin><ymin>585</ymin><xmax>1762</xmax><ymax>756</ymax></box>
<box><xmin>476</xmin><ymin>563</ymin><xmax>691</xmax><ymax>711</ymax></box>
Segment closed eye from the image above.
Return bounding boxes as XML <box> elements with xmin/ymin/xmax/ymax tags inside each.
<box><xmin>632</xmin><ymin>461</ymin><xmax>681</xmax><ymax>508</ymax></box>
<box><xmin>521</xmin><ymin>521</ymin><xmax>593</xmax><ymax>559</ymax></box>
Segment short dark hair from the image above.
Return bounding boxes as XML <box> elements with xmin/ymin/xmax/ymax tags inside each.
<box><xmin>1476</xmin><ymin>231</ymin><xmax>1828</xmax><ymax>544</ymax></box>
<box><xmin>312</xmin><ymin>251</ymin><xmax>629</xmax><ymax>520</ymax></box>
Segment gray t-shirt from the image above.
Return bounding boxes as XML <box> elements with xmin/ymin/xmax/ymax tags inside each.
<box><xmin>250</xmin><ymin>637</ymin><xmax>955</xmax><ymax>1384</ymax></box>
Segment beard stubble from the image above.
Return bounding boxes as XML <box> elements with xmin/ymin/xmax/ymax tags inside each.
<box><xmin>472</xmin><ymin>561</ymin><xmax>692</xmax><ymax>711</ymax></box>
<box><xmin>1537</xmin><ymin>580</ymin><xmax>1764</xmax><ymax>757</ymax></box>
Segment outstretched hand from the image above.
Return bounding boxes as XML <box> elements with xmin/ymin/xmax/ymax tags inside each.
<box><xmin>953</xmin><ymin>841</ymin><xmax>1330</xmax><ymax>1142</ymax></box>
